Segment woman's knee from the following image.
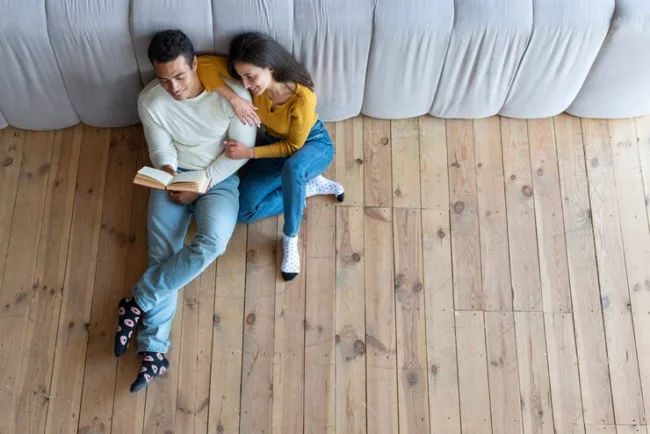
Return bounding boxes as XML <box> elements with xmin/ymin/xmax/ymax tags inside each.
<box><xmin>282</xmin><ymin>158</ymin><xmax>307</xmax><ymax>186</ymax></box>
<box><xmin>237</xmin><ymin>207</ymin><xmax>256</xmax><ymax>224</ymax></box>
<box><xmin>236</xmin><ymin>190</ymin><xmax>258</xmax><ymax>223</ymax></box>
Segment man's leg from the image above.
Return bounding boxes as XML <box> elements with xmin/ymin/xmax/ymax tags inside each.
<box><xmin>128</xmin><ymin>174</ymin><xmax>240</xmax><ymax>392</ymax></box>
<box><xmin>114</xmin><ymin>189</ymin><xmax>190</xmax><ymax>357</ymax></box>
<box><xmin>133</xmin><ymin>174</ymin><xmax>240</xmax><ymax>311</ymax></box>
<box><xmin>237</xmin><ymin>157</ymin><xmax>286</xmax><ymax>224</ymax></box>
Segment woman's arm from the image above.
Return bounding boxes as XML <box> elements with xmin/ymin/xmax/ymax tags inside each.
<box><xmin>253</xmin><ymin>97</ymin><xmax>317</xmax><ymax>159</ymax></box>
<box><xmin>197</xmin><ymin>56</ymin><xmax>260</xmax><ymax>126</ymax></box>
<box><xmin>197</xmin><ymin>56</ymin><xmax>231</xmax><ymax>90</ymax></box>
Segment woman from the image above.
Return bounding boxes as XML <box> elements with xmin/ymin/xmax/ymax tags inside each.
<box><xmin>197</xmin><ymin>32</ymin><xmax>344</xmax><ymax>281</ymax></box>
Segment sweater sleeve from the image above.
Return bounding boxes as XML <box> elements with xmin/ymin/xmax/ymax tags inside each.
<box><xmin>253</xmin><ymin>95</ymin><xmax>318</xmax><ymax>159</ymax></box>
<box><xmin>197</xmin><ymin>56</ymin><xmax>232</xmax><ymax>91</ymax></box>
<box><xmin>138</xmin><ymin>97</ymin><xmax>178</xmax><ymax>169</ymax></box>
<box><xmin>203</xmin><ymin>95</ymin><xmax>258</xmax><ymax>184</ymax></box>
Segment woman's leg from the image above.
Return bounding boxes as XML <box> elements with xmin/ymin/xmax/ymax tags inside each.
<box><xmin>282</xmin><ymin>122</ymin><xmax>335</xmax><ymax>237</ymax></box>
<box><xmin>236</xmin><ymin>157</ymin><xmax>287</xmax><ymax>224</ymax></box>
<box><xmin>305</xmin><ymin>174</ymin><xmax>345</xmax><ymax>201</ymax></box>
<box><xmin>279</xmin><ymin>121</ymin><xmax>335</xmax><ymax>280</ymax></box>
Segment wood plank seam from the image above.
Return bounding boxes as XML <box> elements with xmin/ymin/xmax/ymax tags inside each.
<box><xmin>609</xmin><ymin>119</ymin><xmax>650</xmax><ymax>425</ymax></box>
<box><xmin>37</xmin><ymin>130</ymin><xmax>83</xmax><ymax>433</ymax></box>
<box><xmin>549</xmin><ymin>117</ymin><xmax>589</xmax><ymax>431</ymax></box>
<box><xmin>582</xmin><ymin>118</ymin><xmax>643</xmax><ymax>425</ymax></box>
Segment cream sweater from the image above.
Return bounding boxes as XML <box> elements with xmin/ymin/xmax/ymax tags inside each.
<box><xmin>137</xmin><ymin>79</ymin><xmax>257</xmax><ymax>185</ymax></box>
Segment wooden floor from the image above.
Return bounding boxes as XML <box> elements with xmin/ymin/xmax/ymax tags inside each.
<box><xmin>0</xmin><ymin>114</ymin><xmax>649</xmax><ymax>434</ymax></box>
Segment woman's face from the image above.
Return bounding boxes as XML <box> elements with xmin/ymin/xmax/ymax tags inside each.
<box><xmin>233</xmin><ymin>61</ymin><xmax>273</xmax><ymax>95</ymax></box>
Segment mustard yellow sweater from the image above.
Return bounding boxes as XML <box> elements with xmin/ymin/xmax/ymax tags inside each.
<box><xmin>197</xmin><ymin>55</ymin><xmax>319</xmax><ymax>159</ymax></box>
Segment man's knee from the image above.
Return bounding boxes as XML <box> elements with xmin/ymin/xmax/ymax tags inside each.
<box><xmin>194</xmin><ymin>232</ymin><xmax>229</xmax><ymax>262</ymax></box>
<box><xmin>147</xmin><ymin>246</ymin><xmax>176</xmax><ymax>267</ymax></box>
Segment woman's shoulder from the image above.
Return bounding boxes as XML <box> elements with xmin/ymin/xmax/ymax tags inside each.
<box><xmin>292</xmin><ymin>83</ymin><xmax>317</xmax><ymax>109</ymax></box>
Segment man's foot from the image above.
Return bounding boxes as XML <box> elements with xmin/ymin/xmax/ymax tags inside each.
<box><xmin>281</xmin><ymin>234</ymin><xmax>300</xmax><ymax>281</ymax></box>
<box><xmin>114</xmin><ymin>297</ymin><xmax>142</xmax><ymax>357</ymax></box>
<box><xmin>130</xmin><ymin>352</ymin><xmax>169</xmax><ymax>393</ymax></box>
<box><xmin>305</xmin><ymin>175</ymin><xmax>345</xmax><ymax>202</ymax></box>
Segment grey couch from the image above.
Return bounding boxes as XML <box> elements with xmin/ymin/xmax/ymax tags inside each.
<box><xmin>0</xmin><ymin>0</ymin><xmax>649</xmax><ymax>131</ymax></box>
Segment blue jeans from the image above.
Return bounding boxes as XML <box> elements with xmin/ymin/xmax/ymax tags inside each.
<box><xmin>238</xmin><ymin>119</ymin><xmax>334</xmax><ymax>237</ymax></box>
<box><xmin>133</xmin><ymin>173</ymin><xmax>239</xmax><ymax>353</ymax></box>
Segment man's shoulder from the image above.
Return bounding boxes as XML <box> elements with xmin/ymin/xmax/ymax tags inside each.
<box><xmin>138</xmin><ymin>79</ymin><xmax>169</xmax><ymax>113</ymax></box>
<box><xmin>214</xmin><ymin>78</ymin><xmax>252</xmax><ymax>119</ymax></box>
<box><xmin>222</xmin><ymin>77</ymin><xmax>251</xmax><ymax>102</ymax></box>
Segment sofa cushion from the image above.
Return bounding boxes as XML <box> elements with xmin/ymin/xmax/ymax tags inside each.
<box><xmin>0</xmin><ymin>0</ymin><xmax>79</xmax><ymax>130</ymax></box>
<box><xmin>567</xmin><ymin>0</ymin><xmax>650</xmax><ymax>118</ymax></box>
<box><xmin>430</xmin><ymin>0</ymin><xmax>533</xmax><ymax>118</ymax></box>
<box><xmin>500</xmin><ymin>0</ymin><xmax>614</xmax><ymax>118</ymax></box>
<box><xmin>47</xmin><ymin>0</ymin><xmax>144</xmax><ymax>127</ymax></box>
<box><xmin>362</xmin><ymin>0</ymin><xmax>454</xmax><ymax>119</ymax></box>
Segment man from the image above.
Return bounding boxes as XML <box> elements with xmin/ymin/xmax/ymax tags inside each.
<box><xmin>113</xmin><ymin>29</ymin><xmax>256</xmax><ymax>392</ymax></box>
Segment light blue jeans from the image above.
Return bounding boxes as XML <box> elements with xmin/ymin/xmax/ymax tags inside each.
<box><xmin>133</xmin><ymin>172</ymin><xmax>239</xmax><ymax>354</ymax></box>
<box><xmin>237</xmin><ymin>119</ymin><xmax>334</xmax><ymax>237</ymax></box>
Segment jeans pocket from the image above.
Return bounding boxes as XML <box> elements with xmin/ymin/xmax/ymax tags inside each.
<box><xmin>307</xmin><ymin>132</ymin><xmax>324</xmax><ymax>141</ymax></box>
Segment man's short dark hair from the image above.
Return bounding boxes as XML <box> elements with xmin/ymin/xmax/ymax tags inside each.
<box><xmin>147</xmin><ymin>30</ymin><xmax>195</xmax><ymax>66</ymax></box>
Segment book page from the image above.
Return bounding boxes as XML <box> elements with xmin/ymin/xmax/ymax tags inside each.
<box><xmin>170</xmin><ymin>170</ymin><xmax>206</xmax><ymax>184</ymax></box>
<box><xmin>137</xmin><ymin>166</ymin><xmax>174</xmax><ymax>185</ymax></box>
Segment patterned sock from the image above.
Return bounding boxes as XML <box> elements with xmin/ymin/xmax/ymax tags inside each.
<box><xmin>281</xmin><ymin>234</ymin><xmax>300</xmax><ymax>281</ymax></box>
<box><xmin>305</xmin><ymin>175</ymin><xmax>345</xmax><ymax>202</ymax></box>
<box><xmin>114</xmin><ymin>297</ymin><xmax>142</xmax><ymax>357</ymax></box>
<box><xmin>130</xmin><ymin>352</ymin><xmax>169</xmax><ymax>393</ymax></box>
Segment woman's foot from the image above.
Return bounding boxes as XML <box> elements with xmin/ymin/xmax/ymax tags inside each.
<box><xmin>114</xmin><ymin>297</ymin><xmax>142</xmax><ymax>357</ymax></box>
<box><xmin>305</xmin><ymin>175</ymin><xmax>345</xmax><ymax>202</ymax></box>
<box><xmin>281</xmin><ymin>234</ymin><xmax>300</xmax><ymax>281</ymax></box>
<box><xmin>130</xmin><ymin>352</ymin><xmax>169</xmax><ymax>393</ymax></box>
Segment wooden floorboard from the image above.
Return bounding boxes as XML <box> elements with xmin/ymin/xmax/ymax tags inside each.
<box><xmin>22</xmin><ymin>127</ymin><xmax>82</xmax><ymax>434</ymax></box>
<box><xmin>583</xmin><ymin>119</ymin><xmax>645</xmax><ymax>425</ymax></box>
<box><xmin>554</xmin><ymin>114</ymin><xmax>615</xmax><ymax>425</ymax></box>
<box><xmin>304</xmin><ymin>201</ymin><xmax>336</xmax><ymax>434</ymax></box>
<box><xmin>111</xmin><ymin>128</ymin><xmax>148</xmax><ymax>434</ymax></box>
<box><xmin>1</xmin><ymin>130</ymin><xmax>55</xmax><ymax>434</ymax></box>
<box><xmin>2</xmin><ymin>114</ymin><xmax>650</xmax><ymax>434</ymax></box>
<box><xmin>45</xmin><ymin>126</ymin><xmax>111</xmax><ymax>434</ymax></box>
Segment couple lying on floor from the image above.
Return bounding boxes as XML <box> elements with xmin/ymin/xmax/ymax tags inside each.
<box><xmin>114</xmin><ymin>29</ymin><xmax>344</xmax><ymax>392</ymax></box>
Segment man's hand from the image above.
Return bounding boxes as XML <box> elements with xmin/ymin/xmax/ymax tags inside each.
<box><xmin>160</xmin><ymin>165</ymin><xmax>177</xmax><ymax>176</ymax></box>
<box><xmin>169</xmin><ymin>191</ymin><xmax>201</xmax><ymax>205</ymax></box>
<box><xmin>160</xmin><ymin>166</ymin><xmax>198</xmax><ymax>204</ymax></box>
<box><xmin>224</xmin><ymin>140</ymin><xmax>255</xmax><ymax>159</ymax></box>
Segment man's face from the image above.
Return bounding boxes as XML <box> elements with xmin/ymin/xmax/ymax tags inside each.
<box><xmin>153</xmin><ymin>55</ymin><xmax>198</xmax><ymax>101</ymax></box>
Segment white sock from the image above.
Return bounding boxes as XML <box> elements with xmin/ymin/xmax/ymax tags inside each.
<box><xmin>281</xmin><ymin>234</ymin><xmax>300</xmax><ymax>274</ymax></box>
<box><xmin>305</xmin><ymin>175</ymin><xmax>344</xmax><ymax>199</ymax></box>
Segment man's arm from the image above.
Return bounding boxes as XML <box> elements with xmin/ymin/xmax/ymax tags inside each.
<box><xmin>203</xmin><ymin>85</ymin><xmax>257</xmax><ymax>185</ymax></box>
<box><xmin>138</xmin><ymin>97</ymin><xmax>178</xmax><ymax>170</ymax></box>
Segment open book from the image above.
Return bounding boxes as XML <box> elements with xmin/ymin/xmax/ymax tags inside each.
<box><xmin>133</xmin><ymin>167</ymin><xmax>211</xmax><ymax>193</ymax></box>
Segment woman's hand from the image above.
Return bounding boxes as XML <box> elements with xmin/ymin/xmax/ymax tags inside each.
<box><xmin>223</xmin><ymin>140</ymin><xmax>255</xmax><ymax>160</ymax></box>
<box><xmin>230</xmin><ymin>95</ymin><xmax>260</xmax><ymax>127</ymax></box>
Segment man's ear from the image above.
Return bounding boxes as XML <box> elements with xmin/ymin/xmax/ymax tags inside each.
<box><xmin>192</xmin><ymin>55</ymin><xmax>198</xmax><ymax>71</ymax></box>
